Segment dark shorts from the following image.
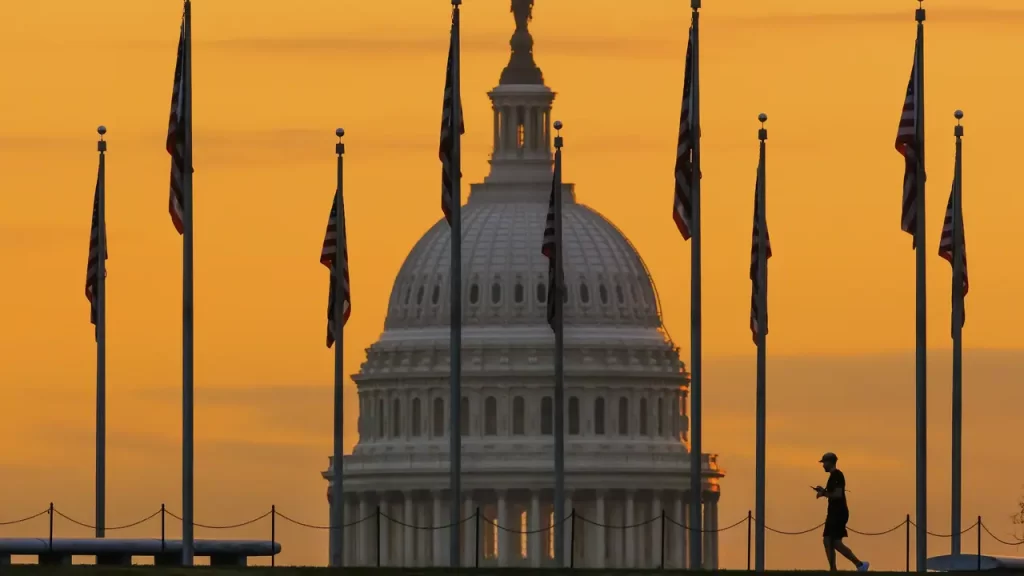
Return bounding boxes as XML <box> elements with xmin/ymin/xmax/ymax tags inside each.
<box><xmin>823</xmin><ymin>512</ymin><xmax>849</xmax><ymax>539</ymax></box>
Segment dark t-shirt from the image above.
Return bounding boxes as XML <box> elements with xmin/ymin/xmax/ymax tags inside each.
<box><xmin>826</xmin><ymin>469</ymin><xmax>849</xmax><ymax>517</ymax></box>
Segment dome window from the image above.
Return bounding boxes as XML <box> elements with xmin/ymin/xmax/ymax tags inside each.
<box><xmin>618</xmin><ymin>397</ymin><xmax>629</xmax><ymax>436</ymax></box>
<box><xmin>431</xmin><ymin>285</ymin><xmax>440</xmax><ymax>305</ymax></box>
<box><xmin>629</xmin><ymin>284</ymin><xmax>638</xmax><ymax>304</ymax></box>
<box><xmin>404</xmin><ymin>286</ymin><xmax>412</xmax><ymax>305</ymax></box>
<box><xmin>579</xmin><ymin>282</ymin><xmax>590</xmax><ymax>304</ymax></box>
<box><xmin>490</xmin><ymin>282</ymin><xmax>502</xmax><ymax>304</ymax></box>
<box><xmin>615</xmin><ymin>285</ymin><xmax>625</xmax><ymax>304</ymax></box>
<box><xmin>469</xmin><ymin>283</ymin><xmax>480</xmax><ymax>304</ymax></box>
<box><xmin>416</xmin><ymin>286</ymin><xmax>425</xmax><ymax>305</ymax></box>
<box><xmin>541</xmin><ymin>396</ymin><xmax>553</xmax><ymax>435</ymax></box>
<box><xmin>460</xmin><ymin>396</ymin><xmax>470</xmax><ymax>435</ymax></box>
<box><xmin>411</xmin><ymin>397</ymin><xmax>422</xmax><ymax>437</ymax></box>
<box><xmin>536</xmin><ymin>282</ymin><xmax>547</xmax><ymax>303</ymax></box>
<box><xmin>512</xmin><ymin>396</ymin><xmax>525</xmax><ymax>435</ymax></box>
<box><xmin>392</xmin><ymin>398</ymin><xmax>402</xmax><ymax>437</ymax></box>
<box><xmin>657</xmin><ymin>397</ymin><xmax>665</xmax><ymax>436</ymax></box>
<box><xmin>484</xmin><ymin>396</ymin><xmax>498</xmax><ymax>435</ymax></box>
<box><xmin>514</xmin><ymin>282</ymin><xmax>524</xmax><ymax>304</ymax></box>
<box><xmin>599</xmin><ymin>284</ymin><xmax>609</xmax><ymax>305</ymax></box>
<box><xmin>432</xmin><ymin>397</ymin><xmax>445</xmax><ymax>437</ymax></box>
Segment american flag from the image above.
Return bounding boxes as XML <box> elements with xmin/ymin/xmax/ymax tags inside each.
<box><xmin>673</xmin><ymin>28</ymin><xmax>696</xmax><ymax>240</ymax></box>
<box><xmin>167</xmin><ymin>19</ymin><xmax>187</xmax><ymax>235</ymax></box>
<box><xmin>439</xmin><ymin>6</ymin><xmax>465</xmax><ymax>226</ymax></box>
<box><xmin>321</xmin><ymin>193</ymin><xmax>351</xmax><ymax>348</ymax></box>
<box><xmin>85</xmin><ymin>169</ymin><xmax>108</xmax><ymax>335</ymax></box>
<box><xmin>938</xmin><ymin>183</ymin><xmax>968</xmax><ymax>329</ymax></box>
<box><xmin>542</xmin><ymin>166</ymin><xmax>559</xmax><ymax>331</ymax></box>
<box><xmin>749</xmin><ymin>166</ymin><xmax>772</xmax><ymax>343</ymax></box>
<box><xmin>895</xmin><ymin>45</ymin><xmax>921</xmax><ymax>247</ymax></box>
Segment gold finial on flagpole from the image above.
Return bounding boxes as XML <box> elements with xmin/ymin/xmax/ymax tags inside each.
<box><xmin>336</xmin><ymin>128</ymin><xmax>345</xmax><ymax>155</ymax></box>
<box><xmin>554</xmin><ymin>120</ymin><xmax>563</xmax><ymax>149</ymax></box>
<box><xmin>758</xmin><ymin>113</ymin><xmax>767</xmax><ymax>141</ymax></box>
<box><xmin>916</xmin><ymin>0</ymin><xmax>925</xmax><ymax>22</ymax></box>
<box><xmin>97</xmin><ymin>126</ymin><xmax>107</xmax><ymax>152</ymax></box>
<box><xmin>954</xmin><ymin>110</ymin><xmax>963</xmax><ymax>137</ymax></box>
<box><xmin>452</xmin><ymin>0</ymin><xmax>461</xmax><ymax>5</ymax></box>
<box><xmin>691</xmin><ymin>0</ymin><xmax>701</xmax><ymax>11</ymax></box>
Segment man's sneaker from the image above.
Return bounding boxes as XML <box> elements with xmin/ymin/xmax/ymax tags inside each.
<box><xmin>857</xmin><ymin>561</ymin><xmax>870</xmax><ymax>572</ymax></box>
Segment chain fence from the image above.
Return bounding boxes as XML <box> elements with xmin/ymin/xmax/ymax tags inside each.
<box><xmin>1</xmin><ymin>504</ymin><xmax>1022</xmax><ymax>569</ymax></box>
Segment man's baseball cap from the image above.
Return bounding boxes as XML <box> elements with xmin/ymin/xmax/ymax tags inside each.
<box><xmin>819</xmin><ymin>452</ymin><xmax>838</xmax><ymax>463</ymax></box>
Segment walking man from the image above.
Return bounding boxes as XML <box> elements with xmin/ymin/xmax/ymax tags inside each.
<box><xmin>814</xmin><ymin>452</ymin><xmax>869</xmax><ymax>572</ymax></box>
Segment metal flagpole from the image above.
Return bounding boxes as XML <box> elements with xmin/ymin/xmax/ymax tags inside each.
<box><xmin>754</xmin><ymin>113</ymin><xmax>768</xmax><ymax>573</ymax></box>
<box><xmin>330</xmin><ymin>128</ymin><xmax>347</xmax><ymax>567</ymax></box>
<box><xmin>448</xmin><ymin>0</ymin><xmax>464</xmax><ymax>568</ymax></box>
<box><xmin>950</xmin><ymin>109</ymin><xmax>964</xmax><ymax>556</ymax></box>
<box><xmin>181</xmin><ymin>0</ymin><xmax>195</xmax><ymax>566</ymax></box>
<box><xmin>552</xmin><ymin>121</ymin><xmax>566</xmax><ymax>567</ymax></box>
<box><xmin>95</xmin><ymin>125</ymin><xmax>107</xmax><ymax>539</ymax></box>
<box><xmin>913</xmin><ymin>2</ymin><xmax>927</xmax><ymax>570</ymax></box>
<box><xmin>687</xmin><ymin>0</ymin><xmax>704</xmax><ymax>569</ymax></box>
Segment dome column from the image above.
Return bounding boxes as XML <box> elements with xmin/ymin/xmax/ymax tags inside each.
<box><xmin>418</xmin><ymin>496</ymin><xmax>430</xmax><ymax>565</ymax></box>
<box><xmin>358</xmin><ymin>495</ymin><xmax>370</xmax><ymax>566</ymax></box>
<box><xmin>344</xmin><ymin>496</ymin><xmax>356</xmax><ymax>565</ymax></box>
<box><xmin>701</xmin><ymin>490</ymin><xmax>719</xmax><ymax>569</ymax></box>
<box><xmin>403</xmin><ymin>490</ymin><xmax>415</xmax><ymax>566</ymax></box>
<box><xmin>379</xmin><ymin>495</ymin><xmax>391</xmax><ymax>566</ymax></box>
<box><xmin>431</xmin><ymin>490</ymin><xmax>444</xmax><ymax>567</ymax></box>
<box><xmin>492</xmin><ymin>107</ymin><xmax>500</xmax><ymax>152</ymax></box>
<box><xmin>594</xmin><ymin>490</ymin><xmax>607</xmax><ymax>568</ymax></box>
<box><xmin>651</xmin><ymin>491</ymin><xmax>662</xmax><ymax>567</ymax></box>
<box><xmin>463</xmin><ymin>491</ymin><xmax>476</xmax><ymax>567</ymax></box>
<box><xmin>673</xmin><ymin>491</ymin><xmax>686</xmax><ymax>568</ymax></box>
<box><xmin>563</xmin><ymin>491</ymin><xmax>574</xmax><ymax>564</ymax></box>
<box><xmin>624</xmin><ymin>489</ymin><xmax>636</xmax><ymax>567</ymax></box>
<box><xmin>497</xmin><ymin>490</ymin><xmax>509</xmax><ymax>566</ymax></box>
<box><xmin>528</xmin><ymin>490</ymin><xmax>541</xmax><ymax>566</ymax></box>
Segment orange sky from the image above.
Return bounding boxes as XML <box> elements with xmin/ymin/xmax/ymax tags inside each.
<box><xmin>1</xmin><ymin>0</ymin><xmax>1023</xmax><ymax>569</ymax></box>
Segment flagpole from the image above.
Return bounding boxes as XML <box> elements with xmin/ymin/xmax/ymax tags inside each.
<box><xmin>950</xmin><ymin>109</ymin><xmax>964</xmax><ymax>556</ymax></box>
<box><xmin>95</xmin><ymin>125</ymin><xmax>108</xmax><ymax>539</ymax></box>
<box><xmin>330</xmin><ymin>128</ymin><xmax>347</xmax><ymax>567</ymax></box>
<box><xmin>687</xmin><ymin>0</ymin><xmax>704</xmax><ymax>569</ymax></box>
<box><xmin>913</xmin><ymin>2</ymin><xmax>927</xmax><ymax>570</ymax></box>
<box><xmin>754</xmin><ymin>113</ymin><xmax>768</xmax><ymax>573</ymax></box>
<box><xmin>181</xmin><ymin>0</ymin><xmax>195</xmax><ymax>566</ymax></box>
<box><xmin>448</xmin><ymin>0</ymin><xmax>464</xmax><ymax>568</ymax></box>
<box><xmin>552</xmin><ymin>121</ymin><xmax>566</xmax><ymax>567</ymax></box>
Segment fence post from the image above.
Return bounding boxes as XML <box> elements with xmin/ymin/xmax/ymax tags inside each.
<box><xmin>48</xmin><ymin>502</ymin><xmax>54</xmax><ymax>551</ymax></box>
<box><xmin>160</xmin><ymin>504</ymin><xmax>166</xmax><ymax>552</ymax></box>
<box><xmin>570</xmin><ymin>508</ymin><xmax>577</xmax><ymax>569</ymax></box>
<box><xmin>905</xmin><ymin>513</ymin><xmax>910</xmax><ymax>572</ymax></box>
<box><xmin>474</xmin><ymin>506</ymin><xmax>481</xmax><ymax>568</ymax></box>
<box><xmin>747</xmin><ymin>510</ymin><xmax>753</xmax><ymax>571</ymax></box>
<box><xmin>977</xmin><ymin>516</ymin><xmax>982</xmax><ymax>571</ymax></box>
<box><xmin>660</xmin><ymin>509</ymin><xmax>666</xmax><ymax>570</ymax></box>
<box><xmin>270</xmin><ymin>505</ymin><xmax>276</xmax><ymax>567</ymax></box>
<box><xmin>375</xmin><ymin>505</ymin><xmax>381</xmax><ymax>568</ymax></box>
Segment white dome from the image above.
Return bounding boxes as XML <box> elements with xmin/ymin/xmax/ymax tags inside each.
<box><xmin>385</xmin><ymin>189</ymin><xmax>662</xmax><ymax>331</ymax></box>
<box><xmin>323</xmin><ymin>6</ymin><xmax>724</xmax><ymax>568</ymax></box>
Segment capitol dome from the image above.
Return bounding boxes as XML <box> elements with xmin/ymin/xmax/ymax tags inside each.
<box><xmin>386</xmin><ymin>190</ymin><xmax>663</xmax><ymax>331</ymax></box>
<box><xmin>324</xmin><ymin>2</ymin><xmax>724</xmax><ymax>570</ymax></box>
